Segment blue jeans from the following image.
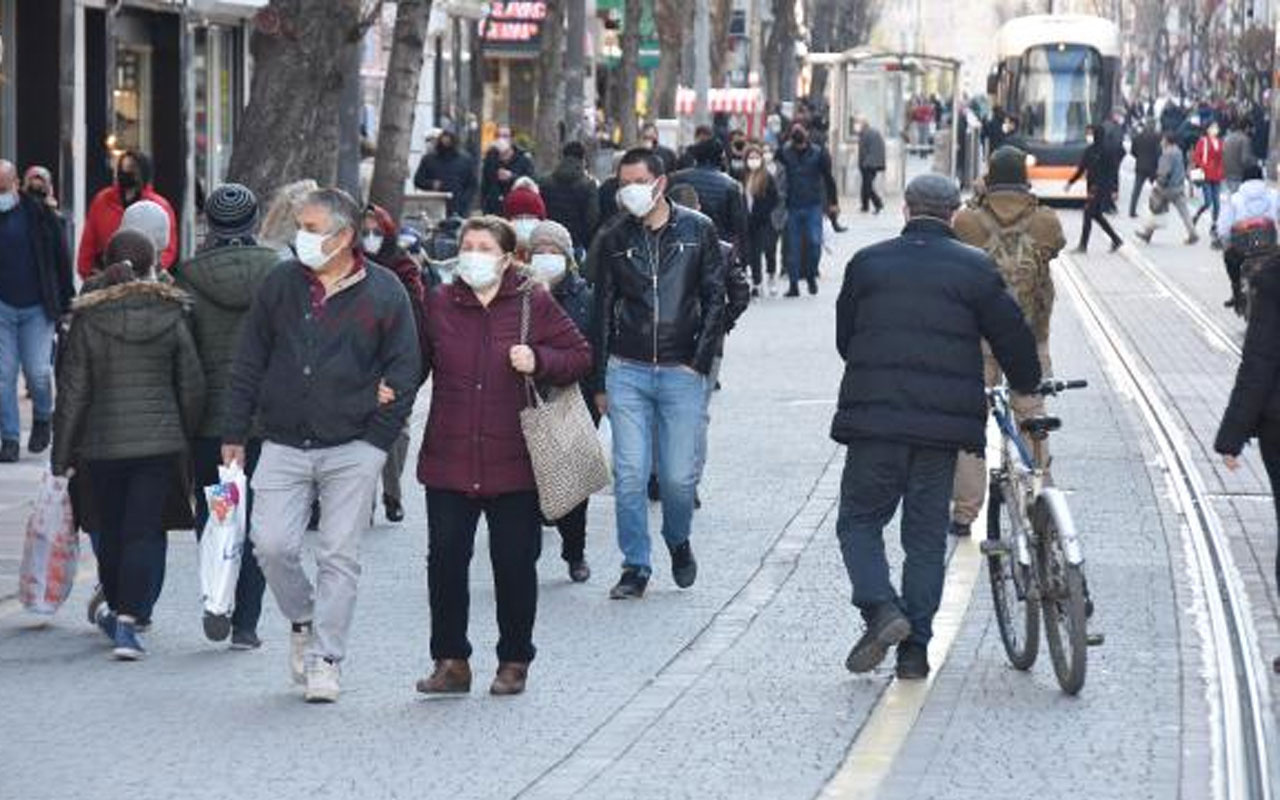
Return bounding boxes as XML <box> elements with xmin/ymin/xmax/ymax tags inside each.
<box><xmin>784</xmin><ymin>206</ymin><xmax>823</xmax><ymax>286</ymax></box>
<box><xmin>607</xmin><ymin>358</ymin><xmax>706</xmax><ymax>574</ymax></box>
<box><xmin>0</xmin><ymin>299</ymin><xmax>54</xmax><ymax>441</ymax></box>
<box><xmin>835</xmin><ymin>439</ymin><xmax>958</xmax><ymax>646</ymax></box>
<box><xmin>1198</xmin><ymin>180</ymin><xmax>1221</xmax><ymax>224</ymax></box>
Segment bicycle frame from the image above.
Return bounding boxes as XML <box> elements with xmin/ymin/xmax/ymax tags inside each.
<box><xmin>989</xmin><ymin>387</ymin><xmax>1085</xmax><ymax>567</ymax></box>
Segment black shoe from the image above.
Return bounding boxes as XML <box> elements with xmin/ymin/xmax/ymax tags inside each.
<box><xmin>230</xmin><ymin>628</ymin><xmax>262</xmax><ymax>650</ymax></box>
<box><xmin>894</xmin><ymin>641</ymin><xmax>930</xmax><ymax>679</ymax></box>
<box><xmin>1273</xmin><ymin>655</ymin><xmax>1279</xmax><ymax>674</ymax></box>
<box><xmin>845</xmin><ymin>603</ymin><xmax>911</xmax><ymax>673</ymax></box>
<box><xmin>949</xmin><ymin>521</ymin><xmax>971</xmax><ymax>538</ymax></box>
<box><xmin>0</xmin><ymin>440</ymin><xmax>18</xmax><ymax>463</ymax></box>
<box><xmin>694</xmin><ymin>492</ymin><xmax>702</xmax><ymax>510</ymax></box>
<box><xmin>647</xmin><ymin>474</ymin><xmax>661</xmax><ymax>502</ymax></box>
<box><xmin>308</xmin><ymin>500</ymin><xmax>321</xmax><ymax>531</ymax></box>
<box><xmin>609</xmin><ymin>568</ymin><xmax>649</xmax><ymax>600</ymax></box>
<box><xmin>1109</xmin><ymin>239</ymin><xmax>1123</xmax><ymax>253</ymax></box>
<box><xmin>670</xmin><ymin>540</ymin><xmax>697</xmax><ymax>589</ymax></box>
<box><xmin>567</xmin><ymin>559</ymin><xmax>591</xmax><ymax>583</ymax></box>
<box><xmin>807</xmin><ymin>279</ymin><xmax>818</xmax><ymax>295</ymax></box>
<box><xmin>203</xmin><ymin>611</ymin><xmax>232</xmax><ymax>642</ymax></box>
<box><xmin>750</xmin><ymin>285</ymin><xmax>761</xmax><ymax>298</ymax></box>
<box><xmin>384</xmin><ymin>495</ymin><xmax>404</xmax><ymax>523</ymax></box>
<box><xmin>784</xmin><ymin>285</ymin><xmax>801</xmax><ymax>298</ymax></box>
<box><xmin>831</xmin><ymin>220</ymin><xmax>849</xmax><ymax>233</ymax></box>
<box><xmin>28</xmin><ymin>420</ymin><xmax>50</xmax><ymax>454</ymax></box>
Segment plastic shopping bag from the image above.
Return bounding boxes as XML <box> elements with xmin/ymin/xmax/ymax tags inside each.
<box><xmin>18</xmin><ymin>472</ymin><xmax>78</xmax><ymax>615</ymax></box>
<box><xmin>199</xmin><ymin>463</ymin><xmax>247</xmax><ymax>618</ymax></box>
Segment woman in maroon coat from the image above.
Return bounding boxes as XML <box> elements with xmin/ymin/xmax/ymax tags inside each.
<box><xmin>415</xmin><ymin>216</ymin><xmax>592</xmax><ymax>698</ymax></box>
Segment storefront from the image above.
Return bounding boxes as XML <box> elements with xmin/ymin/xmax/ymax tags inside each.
<box><xmin>480</xmin><ymin>1</ymin><xmax>545</xmax><ymax>145</ymax></box>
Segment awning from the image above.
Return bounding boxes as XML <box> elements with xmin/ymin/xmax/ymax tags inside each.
<box><xmin>675</xmin><ymin>87</ymin><xmax>763</xmax><ymax>115</ymax></box>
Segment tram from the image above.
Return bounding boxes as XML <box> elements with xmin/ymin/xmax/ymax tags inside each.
<box><xmin>989</xmin><ymin>14</ymin><xmax>1122</xmax><ymax>201</ymax></box>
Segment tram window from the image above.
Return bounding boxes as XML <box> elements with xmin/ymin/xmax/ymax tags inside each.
<box><xmin>1016</xmin><ymin>45</ymin><xmax>1101</xmax><ymax>145</ymax></box>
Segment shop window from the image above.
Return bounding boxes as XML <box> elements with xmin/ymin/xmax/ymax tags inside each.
<box><xmin>111</xmin><ymin>43</ymin><xmax>152</xmax><ymax>160</ymax></box>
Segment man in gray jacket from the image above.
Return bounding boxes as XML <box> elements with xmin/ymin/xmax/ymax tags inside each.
<box><xmin>1136</xmin><ymin>131</ymin><xmax>1198</xmax><ymax>245</ymax></box>
<box><xmin>1223</xmin><ymin>120</ymin><xmax>1257</xmax><ymax>194</ymax></box>
<box><xmin>856</xmin><ymin>117</ymin><xmax>886</xmax><ymax>214</ymax></box>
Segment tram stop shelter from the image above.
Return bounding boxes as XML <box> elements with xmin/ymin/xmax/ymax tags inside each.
<box><xmin>806</xmin><ymin>49</ymin><xmax>963</xmax><ymax>200</ymax></box>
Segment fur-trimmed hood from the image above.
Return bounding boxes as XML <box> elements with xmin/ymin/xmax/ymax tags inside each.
<box><xmin>72</xmin><ymin>280</ymin><xmax>191</xmax><ymax>343</ymax></box>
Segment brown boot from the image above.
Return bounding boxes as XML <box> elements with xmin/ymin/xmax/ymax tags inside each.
<box><xmin>415</xmin><ymin>659</ymin><xmax>471</xmax><ymax>696</ymax></box>
<box><xmin>490</xmin><ymin>662</ymin><xmax>529</xmax><ymax>696</ymax></box>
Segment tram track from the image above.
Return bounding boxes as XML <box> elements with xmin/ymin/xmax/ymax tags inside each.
<box><xmin>1059</xmin><ymin>252</ymin><xmax>1276</xmax><ymax>800</ymax></box>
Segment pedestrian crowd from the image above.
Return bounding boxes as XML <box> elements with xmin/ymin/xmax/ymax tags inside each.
<box><xmin>5</xmin><ymin>85</ymin><xmax>1280</xmax><ymax>701</ymax></box>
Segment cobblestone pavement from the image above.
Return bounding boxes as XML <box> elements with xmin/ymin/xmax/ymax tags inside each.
<box><xmin>0</xmin><ymin>196</ymin><xmax>1250</xmax><ymax>800</ymax></box>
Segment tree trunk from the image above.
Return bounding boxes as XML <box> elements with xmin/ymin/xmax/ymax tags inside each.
<box><xmin>653</xmin><ymin>0</ymin><xmax>683</xmax><ymax>118</ymax></box>
<box><xmin>534</xmin><ymin>0</ymin><xmax>566</xmax><ymax>173</ymax></box>
<box><xmin>368</xmin><ymin>0</ymin><xmax>433</xmax><ymax>221</ymax></box>
<box><xmin>227</xmin><ymin>0</ymin><xmax>364</xmax><ymax>202</ymax></box>
<box><xmin>619</xmin><ymin>0</ymin><xmax>642</xmax><ymax>141</ymax></box>
<box><xmin>765</xmin><ymin>0</ymin><xmax>797</xmax><ymax>106</ymax></box>
<box><xmin>709</xmin><ymin>0</ymin><xmax>732</xmax><ymax>88</ymax></box>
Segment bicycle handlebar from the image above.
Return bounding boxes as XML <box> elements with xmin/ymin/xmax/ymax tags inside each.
<box><xmin>1036</xmin><ymin>379</ymin><xmax>1088</xmax><ymax>396</ymax></box>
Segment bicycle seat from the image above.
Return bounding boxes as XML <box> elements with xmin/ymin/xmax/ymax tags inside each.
<box><xmin>1020</xmin><ymin>416</ymin><xmax>1061</xmax><ymax>436</ymax></box>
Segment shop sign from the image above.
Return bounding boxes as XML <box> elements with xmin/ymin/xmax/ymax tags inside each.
<box><xmin>481</xmin><ymin>2</ymin><xmax>545</xmax><ymax>54</ymax></box>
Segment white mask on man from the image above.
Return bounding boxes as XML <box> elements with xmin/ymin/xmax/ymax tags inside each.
<box><xmin>362</xmin><ymin>233</ymin><xmax>384</xmax><ymax>255</ymax></box>
<box><xmin>618</xmin><ymin>182</ymin><xmax>658</xmax><ymax>218</ymax></box>
<box><xmin>295</xmin><ymin>230</ymin><xmax>336</xmax><ymax>270</ymax></box>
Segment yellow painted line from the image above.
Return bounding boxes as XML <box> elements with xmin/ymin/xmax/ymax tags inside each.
<box><xmin>820</xmin><ymin>517</ymin><xmax>986</xmax><ymax>799</ymax></box>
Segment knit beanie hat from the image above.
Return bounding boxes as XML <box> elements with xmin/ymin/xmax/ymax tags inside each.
<box><xmin>120</xmin><ymin>200</ymin><xmax>171</xmax><ymax>253</ymax></box>
<box><xmin>104</xmin><ymin>228</ymin><xmax>157</xmax><ymax>279</ymax></box>
<box><xmin>503</xmin><ymin>184</ymin><xmax>546</xmax><ymax>220</ymax></box>
<box><xmin>529</xmin><ymin>220</ymin><xmax>574</xmax><ymax>259</ymax></box>
<box><xmin>205</xmin><ymin>183</ymin><xmax>259</xmax><ymax>237</ymax></box>
<box><xmin>987</xmin><ymin>146</ymin><xmax>1029</xmax><ymax>189</ymax></box>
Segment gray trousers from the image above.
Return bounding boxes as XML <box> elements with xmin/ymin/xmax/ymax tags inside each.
<box><xmin>251</xmin><ymin>439</ymin><xmax>387</xmax><ymax>663</ymax></box>
<box><xmin>382</xmin><ymin>430</ymin><xmax>410</xmax><ymax>503</ymax></box>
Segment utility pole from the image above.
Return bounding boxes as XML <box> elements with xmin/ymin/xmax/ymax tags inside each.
<box><xmin>565</xmin><ymin>0</ymin><xmax>586</xmax><ymax>144</ymax></box>
<box><xmin>694</xmin><ymin>0</ymin><xmax>711</xmax><ymax>125</ymax></box>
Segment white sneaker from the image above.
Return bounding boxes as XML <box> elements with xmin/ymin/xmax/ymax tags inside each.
<box><xmin>767</xmin><ymin>275</ymin><xmax>778</xmax><ymax>297</ymax></box>
<box><xmin>304</xmin><ymin>659</ymin><xmax>341</xmax><ymax>703</ymax></box>
<box><xmin>290</xmin><ymin>624</ymin><xmax>313</xmax><ymax>685</ymax></box>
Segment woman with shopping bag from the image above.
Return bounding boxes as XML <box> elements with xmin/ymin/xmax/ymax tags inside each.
<box><xmin>414</xmin><ymin>216</ymin><xmax>592</xmax><ymax>698</ymax></box>
<box><xmin>52</xmin><ymin>229</ymin><xmax>205</xmax><ymax>660</ymax></box>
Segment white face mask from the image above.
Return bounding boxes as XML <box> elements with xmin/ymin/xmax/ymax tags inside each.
<box><xmin>0</xmin><ymin>191</ymin><xmax>16</xmax><ymax>213</ymax></box>
<box><xmin>434</xmin><ymin>260</ymin><xmax>456</xmax><ymax>284</ymax></box>
<box><xmin>1085</xmin><ymin>135</ymin><xmax>1095</xmax><ymax>145</ymax></box>
<box><xmin>512</xmin><ymin>217</ymin><xmax>539</xmax><ymax>244</ymax></box>
<box><xmin>746</xmin><ymin>158</ymin><xmax>763</xmax><ymax>171</ymax></box>
<box><xmin>618</xmin><ymin>182</ymin><xmax>658</xmax><ymax>218</ymax></box>
<box><xmin>295</xmin><ymin>230</ymin><xmax>336</xmax><ymax>270</ymax></box>
<box><xmin>530</xmin><ymin>253</ymin><xmax>567</xmax><ymax>284</ymax></box>
<box><xmin>362</xmin><ymin>233</ymin><xmax>384</xmax><ymax>255</ymax></box>
<box><xmin>457</xmin><ymin>251</ymin><xmax>504</xmax><ymax>290</ymax></box>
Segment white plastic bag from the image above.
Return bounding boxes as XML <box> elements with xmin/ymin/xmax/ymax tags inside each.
<box><xmin>597</xmin><ymin>415</ymin><xmax>614</xmax><ymax>494</ymax></box>
<box><xmin>18</xmin><ymin>472</ymin><xmax>78</xmax><ymax>615</ymax></box>
<box><xmin>199</xmin><ymin>463</ymin><xmax>247</xmax><ymax>618</ymax></box>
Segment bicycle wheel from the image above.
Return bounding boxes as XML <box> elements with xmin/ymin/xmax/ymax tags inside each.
<box><xmin>986</xmin><ymin>478</ymin><xmax>1039</xmax><ymax>671</ymax></box>
<box><xmin>1036</xmin><ymin>500</ymin><xmax>1088</xmax><ymax>695</ymax></box>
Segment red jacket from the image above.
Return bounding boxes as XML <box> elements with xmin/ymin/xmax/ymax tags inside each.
<box><xmin>418</xmin><ymin>267</ymin><xmax>592</xmax><ymax>496</ymax></box>
<box><xmin>78</xmin><ymin>185</ymin><xmax>179</xmax><ymax>278</ymax></box>
<box><xmin>1193</xmin><ymin>135</ymin><xmax>1225</xmax><ymax>183</ymax></box>
<box><xmin>365</xmin><ymin>204</ymin><xmax>428</xmax><ymax>376</ymax></box>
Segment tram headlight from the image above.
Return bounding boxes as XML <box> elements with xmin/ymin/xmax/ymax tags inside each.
<box><xmin>1025</xmin><ymin>154</ymin><xmax>1037</xmax><ymax>168</ymax></box>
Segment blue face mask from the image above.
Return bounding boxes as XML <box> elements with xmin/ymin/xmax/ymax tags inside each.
<box><xmin>0</xmin><ymin>192</ymin><xmax>18</xmax><ymax>213</ymax></box>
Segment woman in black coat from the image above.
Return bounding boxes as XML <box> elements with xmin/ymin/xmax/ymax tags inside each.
<box><xmin>742</xmin><ymin>145</ymin><xmax>781</xmax><ymax>296</ymax></box>
<box><xmin>1215</xmin><ymin>258</ymin><xmax>1280</xmax><ymax>673</ymax></box>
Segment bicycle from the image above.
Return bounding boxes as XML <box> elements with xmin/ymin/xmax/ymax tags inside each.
<box><xmin>981</xmin><ymin>378</ymin><xmax>1093</xmax><ymax>695</ymax></box>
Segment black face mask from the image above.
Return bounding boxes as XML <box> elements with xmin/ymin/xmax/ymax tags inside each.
<box><xmin>117</xmin><ymin>172</ymin><xmax>139</xmax><ymax>190</ymax></box>
<box><xmin>791</xmin><ymin>133</ymin><xmax>807</xmax><ymax>147</ymax></box>
<box><xmin>437</xmin><ymin>139</ymin><xmax>455</xmax><ymax>153</ymax></box>
<box><xmin>25</xmin><ymin>186</ymin><xmax>47</xmax><ymax>200</ymax></box>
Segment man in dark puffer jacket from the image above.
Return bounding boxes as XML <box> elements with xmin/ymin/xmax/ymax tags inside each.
<box><xmin>538</xmin><ymin>141</ymin><xmax>600</xmax><ymax>255</ymax></box>
<box><xmin>832</xmin><ymin>174</ymin><xmax>1040</xmax><ymax>681</ymax></box>
<box><xmin>172</xmin><ymin>183</ymin><xmax>278</xmax><ymax>649</ymax></box>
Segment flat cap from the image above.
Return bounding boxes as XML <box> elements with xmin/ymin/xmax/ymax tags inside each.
<box><xmin>904</xmin><ymin>173</ymin><xmax>961</xmax><ymax>217</ymax></box>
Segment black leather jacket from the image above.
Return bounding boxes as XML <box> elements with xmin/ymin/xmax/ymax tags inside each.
<box><xmin>590</xmin><ymin>202</ymin><xmax>727</xmax><ymax>377</ymax></box>
<box><xmin>668</xmin><ymin>165</ymin><xmax>749</xmax><ymax>259</ymax></box>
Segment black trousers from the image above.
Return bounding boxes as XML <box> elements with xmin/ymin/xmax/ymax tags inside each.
<box><xmin>860</xmin><ymin>167</ymin><xmax>884</xmax><ymax>212</ymax></box>
<box><xmin>89</xmin><ymin>455</ymin><xmax>173</xmax><ymax>620</ymax></box>
<box><xmin>748</xmin><ymin>222</ymin><xmax>779</xmax><ymax>284</ymax></box>
<box><xmin>1079</xmin><ymin>192</ymin><xmax>1121</xmax><ymax>249</ymax></box>
<box><xmin>192</xmin><ymin>437</ymin><xmax>267</xmax><ymax>633</ymax></box>
<box><xmin>426</xmin><ymin>488</ymin><xmax>542</xmax><ymax>663</ymax></box>
<box><xmin>554</xmin><ymin>499</ymin><xmax>588</xmax><ymax>563</ymax></box>
<box><xmin>1129</xmin><ymin>170</ymin><xmax>1154</xmax><ymax>216</ymax></box>
<box><xmin>1260</xmin><ymin>425</ymin><xmax>1280</xmax><ymax>593</ymax></box>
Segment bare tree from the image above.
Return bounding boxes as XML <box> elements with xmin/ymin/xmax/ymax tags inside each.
<box><xmin>764</xmin><ymin>0</ymin><xmax>798</xmax><ymax>107</ymax></box>
<box><xmin>653</xmin><ymin>0</ymin><xmax>684</xmax><ymax>118</ymax></box>
<box><xmin>807</xmin><ymin>0</ymin><xmax>880</xmax><ymax>103</ymax></box>
<box><xmin>368</xmin><ymin>0</ymin><xmax>433</xmax><ymax>221</ymax></box>
<box><xmin>534</xmin><ymin>0</ymin><xmax>566</xmax><ymax>173</ymax></box>
<box><xmin>709</xmin><ymin>0</ymin><xmax>733</xmax><ymax>88</ymax></box>
<box><xmin>619</xmin><ymin>0</ymin><xmax>643</xmax><ymax>141</ymax></box>
<box><xmin>228</xmin><ymin>0</ymin><xmax>382</xmax><ymax>201</ymax></box>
